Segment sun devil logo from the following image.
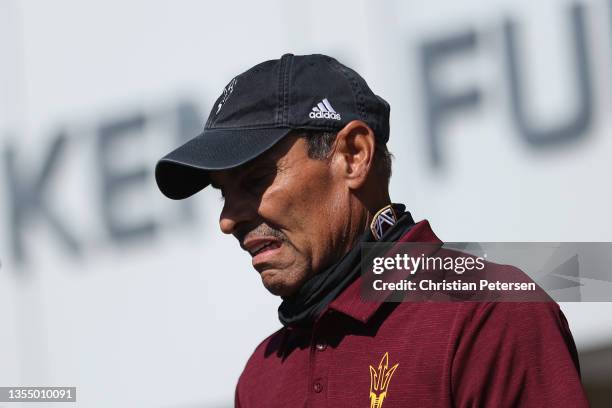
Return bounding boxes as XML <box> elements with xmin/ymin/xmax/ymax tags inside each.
<box><xmin>369</xmin><ymin>352</ymin><xmax>399</xmax><ymax>408</ymax></box>
<box><xmin>216</xmin><ymin>77</ymin><xmax>237</xmax><ymax>115</ymax></box>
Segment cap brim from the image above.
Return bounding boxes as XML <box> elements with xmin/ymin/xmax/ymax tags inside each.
<box><xmin>155</xmin><ymin>127</ymin><xmax>292</xmax><ymax>199</ymax></box>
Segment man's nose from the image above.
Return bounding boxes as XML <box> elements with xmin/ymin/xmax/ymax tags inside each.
<box><xmin>219</xmin><ymin>196</ymin><xmax>253</xmax><ymax>235</ymax></box>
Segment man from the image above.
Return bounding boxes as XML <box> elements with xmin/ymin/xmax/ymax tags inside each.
<box><xmin>155</xmin><ymin>54</ymin><xmax>589</xmax><ymax>407</ymax></box>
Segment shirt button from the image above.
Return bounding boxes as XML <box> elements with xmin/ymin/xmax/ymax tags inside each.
<box><xmin>315</xmin><ymin>343</ymin><xmax>327</xmax><ymax>351</ymax></box>
<box><xmin>313</xmin><ymin>381</ymin><xmax>323</xmax><ymax>393</ymax></box>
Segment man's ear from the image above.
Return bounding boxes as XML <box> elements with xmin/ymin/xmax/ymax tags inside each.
<box><xmin>331</xmin><ymin>120</ymin><xmax>376</xmax><ymax>190</ymax></box>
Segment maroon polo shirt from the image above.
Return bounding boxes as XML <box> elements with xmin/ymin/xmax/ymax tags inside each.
<box><xmin>235</xmin><ymin>220</ymin><xmax>589</xmax><ymax>407</ymax></box>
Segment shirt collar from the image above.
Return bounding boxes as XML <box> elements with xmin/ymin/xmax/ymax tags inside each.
<box><xmin>327</xmin><ymin>219</ymin><xmax>442</xmax><ymax>324</ymax></box>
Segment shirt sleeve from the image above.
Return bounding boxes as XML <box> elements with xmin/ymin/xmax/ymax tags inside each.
<box><xmin>451</xmin><ymin>302</ymin><xmax>589</xmax><ymax>407</ymax></box>
<box><xmin>234</xmin><ymin>382</ymin><xmax>242</xmax><ymax>408</ymax></box>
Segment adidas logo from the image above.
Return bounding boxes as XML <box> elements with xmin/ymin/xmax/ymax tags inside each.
<box><xmin>309</xmin><ymin>98</ymin><xmax>341</xmax><ymax>120</ymax></box>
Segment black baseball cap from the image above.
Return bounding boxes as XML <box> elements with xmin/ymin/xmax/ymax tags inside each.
<box><xmin>155</xmin><ymin>53</ymin><xmax>391</xmax><ymax>199</ymax></box>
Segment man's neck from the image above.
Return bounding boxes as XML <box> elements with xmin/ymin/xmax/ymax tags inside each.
<box><xmin>364</xmin><ymin>194</ymin><xmax>393</xmax><ymax>233</ymax></box>
<box><xmin>343</xmin><ymin>194</ymin><xmax>392</xmax><ymax>252</ymax></box>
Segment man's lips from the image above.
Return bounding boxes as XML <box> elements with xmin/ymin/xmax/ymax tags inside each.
<box><xmin>251</xmin><ymin>242</ymin><xmax>282</xmax><ymax>267</ymax></box>
<box><xmin>242</xmin><ymin>237</ymin><xmax>283</xmax><ymax>258</ymax></box>
<box><xmin>242</xmin><ymin>237</ymin><xmax>283</xmax><ymax>268</ymax></box>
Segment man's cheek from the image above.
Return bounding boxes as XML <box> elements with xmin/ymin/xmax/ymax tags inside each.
<box><xmin>258</xmin><ymin>189</ymin><xmax>293</xmax><ymax>220</ymax></box>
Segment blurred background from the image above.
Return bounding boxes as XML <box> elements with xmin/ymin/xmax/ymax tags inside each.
<box><xmin>1</xmin><ymin>0</ymin><xmax>611</xmax><ymax>406</ymax></box>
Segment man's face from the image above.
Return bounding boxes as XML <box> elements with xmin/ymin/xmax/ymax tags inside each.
<box><xmin>209</xmin><ymin>133</ymin><xmax>347</xmax><ymax>297</ymax></box>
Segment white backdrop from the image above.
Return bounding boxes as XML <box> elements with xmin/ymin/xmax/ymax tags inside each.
<box><xmin>1</xmin><ymin>0</ymin><xmax>611</xmax><ymax>406</ymax></box>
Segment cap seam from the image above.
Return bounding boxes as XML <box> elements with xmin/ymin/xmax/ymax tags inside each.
<box><xmin>276</xmin><ymin>57</ymin><xmax>285</xmax><ymax>126</ymax></box>
<box><xmin>283</xmin><ymin>55</ymin><xmax>292</xmax><ymax>126</ymax></box>
<box><xmin>205</xmin><ymin>124</ymin><xmax>291</xmax><ymax>131</ymax></box>
<box><xmin>202</xmin><ymin>124</ymin><xmax>341</xmax><ymax>132</ymax></box>
<box><xmin>329</xmin><ymin>59</ymin><xmax>368</xmax><ymax>122</ymax></box>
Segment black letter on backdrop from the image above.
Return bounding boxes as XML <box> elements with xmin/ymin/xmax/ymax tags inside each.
<box><xmin>420</xmin><ymin>30</ymin><xmax>482</xmax><ymax>167</ymax></box>
<box><xmin>97</xmin><ymin>114</ymin><xmax>157</xmax><ymax>243</ymax></box>
<box><xmin>3</xmin><ymin>133</ymin><xmax>81</xmax><ymax>264</ymax></box>
<box><xmin>504</xmin><ymin>3</ymin><xmax>592</xmax><ymax>146</ymax></box>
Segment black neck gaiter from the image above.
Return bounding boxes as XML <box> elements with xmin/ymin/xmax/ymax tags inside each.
<box><xmin>278</xmin><ymin>204</ymin><xmax>415</xmax><ymax>329</ymax></box>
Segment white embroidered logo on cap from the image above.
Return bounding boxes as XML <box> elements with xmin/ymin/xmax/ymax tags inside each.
<box><xmin>216</xmin><ymin>77</ymin><xmax>237</xmax><ymax>115</ymax></box>
<box><xmin>309</xmin><ymin>98</ymin><xmax>341</xmax><ymax>120</ymax></box>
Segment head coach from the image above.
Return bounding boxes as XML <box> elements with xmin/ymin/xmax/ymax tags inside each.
<box><xmin>155</xmin><ymin>54</ymin><xmax>588</xmax><ymax>407</ymax></box>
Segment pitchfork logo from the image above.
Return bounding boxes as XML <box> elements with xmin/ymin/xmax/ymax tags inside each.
<box><xmin>369</xmin><ymin>352</ymin><xmax>399</xmax><ymax>408</ymax></box>
<box><xmin>216</xmin><ymin>77</ymin><xmax>237</xmax><ymax>115</ymax></box>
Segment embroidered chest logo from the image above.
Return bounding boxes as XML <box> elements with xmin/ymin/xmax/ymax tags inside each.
<box><xmin>369</xmin><ymin>352</ymin><xmax>399</xmax><ymax>408</ymax></box>
<box><xmin>216</xmin><ymin>77</ymin><xmax>237</xmax><ymax>115</ymax></box>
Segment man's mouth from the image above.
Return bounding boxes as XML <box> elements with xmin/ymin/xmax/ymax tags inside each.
<box><xmin>250</xmin><ymin>240</ymin><xmax>282</xmax><ymax>256</ymax></box>
<box><xmin>252</xmin><ymin>241</ymin><xmax>283</xmax><ymax>267</ymax></box>
<box><xmin>242</xmin><ymin>237</ymin><xmax>284</xmax><ymax>266</ymax></box>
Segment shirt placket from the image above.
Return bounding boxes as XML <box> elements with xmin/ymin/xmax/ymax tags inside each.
<box><xmin>306</xmin><ymin>312</ymin><xmax>334</xmax><ymax>407</ymax></box>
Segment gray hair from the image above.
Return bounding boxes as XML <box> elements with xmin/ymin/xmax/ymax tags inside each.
<box><xmin>298</xmin><ymin>130</ymin><xmax>393</xmax><ymax>185</ymax></box>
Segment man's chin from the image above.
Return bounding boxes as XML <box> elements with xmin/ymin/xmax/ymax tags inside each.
<box><xmin>260</xmin><ymin>269</ymin><xmax>300</xmax><ymax>297</ymax></box>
